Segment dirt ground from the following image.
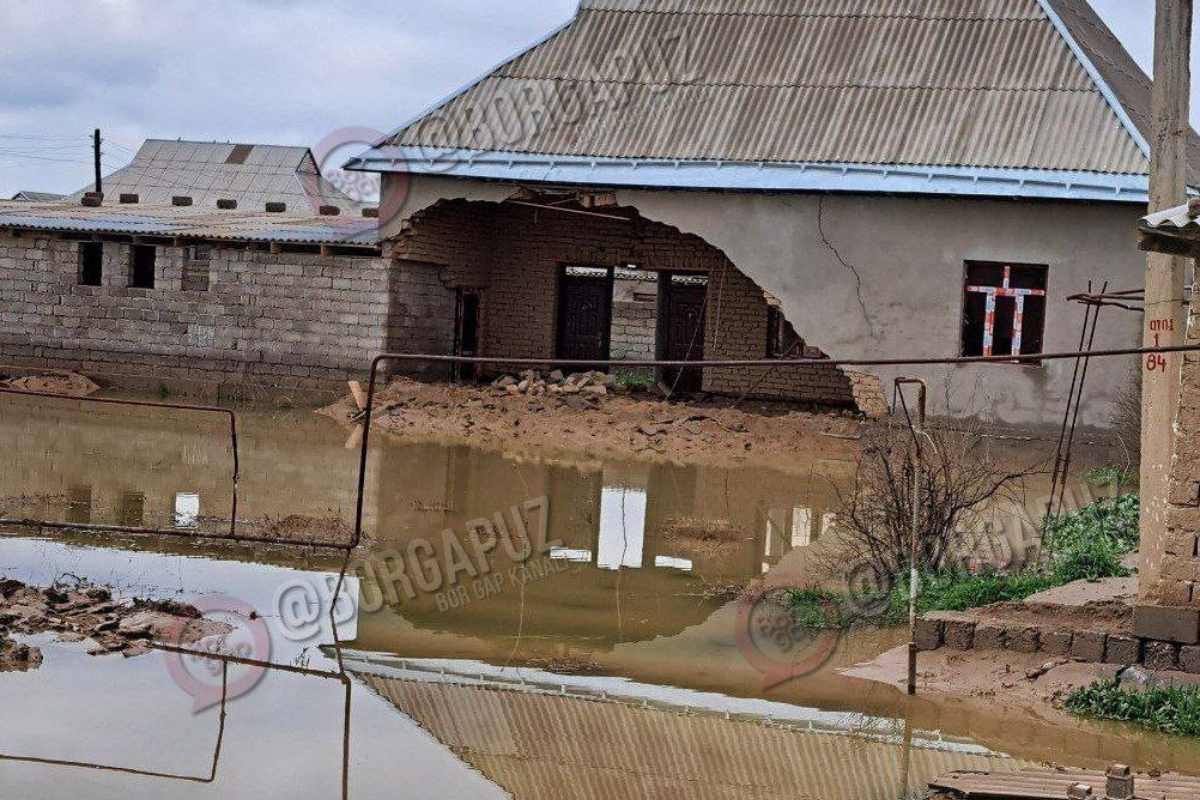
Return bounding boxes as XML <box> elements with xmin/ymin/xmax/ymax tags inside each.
<box><xmin>0</xmin><ymin>579</ymin><xmax>231</xmax><ymax>671</ymax></box>
<box><xmin>0</xmin><ymin>371</ymin><xmax>99</xmax><ymax>397</ymax></box>
<box><xmin>319</xmin><ymin>376</ymin><xmax>863</xmax><ymax>474</ymax></box>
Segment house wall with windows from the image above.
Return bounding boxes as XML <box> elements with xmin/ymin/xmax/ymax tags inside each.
<box><xmin>0</xmin><ymin>229</ymin><xmax>393</xmax><ymax>400</ymax></box>
<box><xmin>387</xmin><ymin>174</ymin><xmax>1147</xmax><ymax>429</ymax></box>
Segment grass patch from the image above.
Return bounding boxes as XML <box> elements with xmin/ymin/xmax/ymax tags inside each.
<box><xmin>1082</xmin><ymin>466</ymin><xmax>1135</xmax><ymax>489</ymax></box>
<box><xmin>787</xmin><ymin>493</ymin><xmax>1139</xmax><ymax>627</ymax></box>
<box><xmin>1066</xmin><ymin>680</ymin><xmax>1200</xmax><ymax>737</ymax></box>
<box><xmin>787</xmin><ymin>589</ymin><xmax>844</xmax><ymax>629</ymax></box>
<box><xmin>614</xmin><ymin>369</ymin><xmax>655</xmax><ymax>389</ymax></box>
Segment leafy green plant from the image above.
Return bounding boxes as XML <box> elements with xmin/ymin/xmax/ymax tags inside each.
<box><xmin>614</xmin><ymin>369</ymin><xmax>656</xmax><ymax>389</ymax></box>
<box><xmin>1082</xmin><ymin>466</ymin><xmax>1134</xmax><ymax>489</ymax></box>
<box><xmin>883</xmin><ymin>570</ymin><xmax>1057</xmax><ymax>622</ymax></box>
<box><xmin>1042</xmin><ymin>494</ymin><xmax>1138</xmax><ymax>583</ymax></box>
<box><xmin>157</xmin><ymin>382</ymin><xmax>171</xmax><ymax>399</ymax></box>
<box><xmin>1066</xmin><ymin>680</ymin><xmax>1200</xmax><ymax>737</ymax></box>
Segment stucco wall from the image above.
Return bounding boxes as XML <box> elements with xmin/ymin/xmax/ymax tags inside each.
<box><xmin>389</xmin><ymin>175</ymin><xmax>1146</xmax><ymax>428</ymax></box>
<box><xmin>0</xmin><ymin>230</ymin><xmax>393</xmax><ymax>399</ymax></box>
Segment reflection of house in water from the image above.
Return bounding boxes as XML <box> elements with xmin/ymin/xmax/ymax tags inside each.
<box><xmin>344</xmin><ymin>655</ymin><xmax>1022</xmax><ymax>800</ymax></box>
<box><xmin>361</xmin><ymin>441</ymin><xmax>844</xmax><ymax>650</ymax></box>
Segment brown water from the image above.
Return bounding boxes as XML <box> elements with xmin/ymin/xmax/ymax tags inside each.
<box><xmin>0</xmin><ymin>395</ymin><xmax>1194</xmax><ymax>800</ymax></box>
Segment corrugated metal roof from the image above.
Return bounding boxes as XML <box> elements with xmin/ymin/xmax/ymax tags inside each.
<box><xmin>370</xmin><ymin>0</ymin><xmax>1155</xmax><ymax>178</ymax></box>
<box><xmin>1143</xmin><ymin>203</ymin><xmax>1200</xmax><ymax>232</ymax></box>
<box><xmin>0</xmin><ymin>200</ymin><xmax>380</xmax><ymax>247</ymax></box>
<box><xmin>10</xmin><ymin>191</ymin><xmax>65</xmax><ymax>202</ymax></box>
<box><xmin>72</xmin><ymin>139</ymin><xmax>365</xmax><ymax>214</ymax></box>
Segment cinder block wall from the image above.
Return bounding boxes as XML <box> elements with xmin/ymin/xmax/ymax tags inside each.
<box><xmin>392</xmin><ymin>200</ymin><xmax>859</xmax><ymax>407</ymax></box>
<box><xmin>0</xmin><ymin>230</ymin><xmax>393</xmax><ymax>400</ymax></box>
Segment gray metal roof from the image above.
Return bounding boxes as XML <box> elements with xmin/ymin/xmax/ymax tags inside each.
<box><xmin>71</xmin><ymin>139</ymin><xmax>365</xmax><ymax>214</ymax></box>
<box><xmin>360</xmin><ymin>0</ymin><xmax>1170</xmax><ymax>188</ymax></box>
<box><xmin>10</xmin><ymin>191</ymin><xmax>65</xmax><ymax>202</ymax></box>
<box><xmin>0</xmin><ymin>200</ymin><xmax>380</xmax><ymax>248</ymax></box>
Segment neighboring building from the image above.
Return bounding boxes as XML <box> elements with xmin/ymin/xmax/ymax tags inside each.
<box><xmin>0</xmin><ymin>140</ymin><xmax>392</xmax><ymax>399</ymax></box>
<box><xmin>345</xmin><ymin>0</ymin><xmax>1194</xmax><ymax>428</ymax></box>
<box><xmin>11</xmin><ymin>191</ymin><xmax>65</xmax><ymax>202</ymax></box>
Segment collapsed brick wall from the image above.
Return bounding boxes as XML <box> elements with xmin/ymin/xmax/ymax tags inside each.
<box><xmin>393</xmin><ymin>200</ymin><xmax>860</xmax><ymax>407</ymax></box>
<box><xmin>0</xmin><ymin>230</ymin><xmax>391</xmax><ymax>400</ymax></box>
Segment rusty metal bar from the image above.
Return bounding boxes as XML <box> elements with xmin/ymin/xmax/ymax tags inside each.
<box><xmin>893</xmin><ymin>378</ymin><xmax>928</xmax><ymax>698</ymax></box>
<box><xmin>0</xmin><ymin>388</ymin><xmax>241</xmax><ymax>541</ymax></box>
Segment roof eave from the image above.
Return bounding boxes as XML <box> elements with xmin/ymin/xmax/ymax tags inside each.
<box><xmin>346</xmin><ymin>148</ymin><xmax>1151</xmax><ymax>203</ymax></box>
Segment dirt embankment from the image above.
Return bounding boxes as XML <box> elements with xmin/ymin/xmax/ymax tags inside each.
<box><xmin>0</xmin><ymin>371</ymin><xmax>99</xmax><ymax>397</ymax></box>
<box><xmin>320</xmin><ymin>375</ymin><xmax>863</xmax><ymax>474</ymax></box>
<box><xmin>0</xmin><ymin>579</ymin><xmax>230</xmax><ymax>671</ymax></box>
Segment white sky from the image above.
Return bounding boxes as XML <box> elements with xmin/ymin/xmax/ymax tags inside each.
<box><xmin>0</xmin><ymin>0</ymin><xmax>1190</xmax><ymax>197</ymax></box>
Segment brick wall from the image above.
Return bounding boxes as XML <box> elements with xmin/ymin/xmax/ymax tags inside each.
<box><xmin>0</xmin><ymin>230</ymin><xmax>392</xmax><ymax>400</ymax></box>
<box><xmin>1148</xmin><ymin>300</ymin><xmax>1200</xmax><ymax>608</ymax></box>
<box><xmin>393</xmin><ymin>200</ymin><xmax>860</xmax><ymax>407</ymax></box>
<box><xmin>610</xmin><ymin>268</ymin><xmax>658</xmax><ymax>371</ymax></box>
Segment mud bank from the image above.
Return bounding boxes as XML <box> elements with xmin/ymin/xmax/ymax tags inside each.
<box><xmin>320</xmin><ymin>376</ymin><xmax>862</xmax><ymax>474</ymax></box>
<box><xmin>0</xmin><ymin>579</ymin><xmax>230</xmax><ymax>671</ymax></box>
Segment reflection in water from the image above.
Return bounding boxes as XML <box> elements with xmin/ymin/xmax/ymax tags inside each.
<box><xmin>596</xmin><ymin>483</ymin><xmax>646</xmax><ymax>570</ymax></box>
<box><xmin>3</xmin><ymin>396</ymin><xmax>1200</xmax><ymax>798</ymax></box>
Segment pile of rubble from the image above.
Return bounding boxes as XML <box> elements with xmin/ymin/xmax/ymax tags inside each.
<box><xmin>492</xmin><ymin>370</ymin><xmax>622</xmax><ymax>401</ymax></box>
<box><xmin>0</xmin><ymin>579</ymin><xmax>229</xmax><ymax>670</ymax></box>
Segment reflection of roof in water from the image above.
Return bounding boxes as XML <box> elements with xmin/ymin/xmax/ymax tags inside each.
<box><xmin>342</xmin><ymin>654</ymin><xmax>1025</xmax><ymax>800</ymax></box>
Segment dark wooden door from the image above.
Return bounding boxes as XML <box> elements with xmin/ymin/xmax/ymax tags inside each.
<box><xmin>557</xmin><ymin>267</ymin><xmax>613</xmax><ymax>362</ymax></box>
<box><xmin>663</xmin><ymin>275</ymin><xmax>707</xmax><ymax>392</ymax></box>
<box><xmin>453</xmin><ymin>289</ymin><xmax>481</xmax><ymax>381</ymax></box>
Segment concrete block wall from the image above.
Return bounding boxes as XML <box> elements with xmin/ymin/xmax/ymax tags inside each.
<box><xmin>610</xmin><ymin>268</ymin><xmax>658</xmax><ymax>367</ymax></box>
<box><xmin>0</xmin><ymin>230</ymin><xmax>391</xmax><ymax>400</ymax></box>
<box><xmin>393</xmin><ymin>200</ymin><xmax>860</xmax><ymax>408</ymax></box>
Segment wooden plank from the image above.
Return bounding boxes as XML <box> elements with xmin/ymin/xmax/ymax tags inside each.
<box><xmin>931</xmin><ymin>768</ymin><xmax>1200</xmax><ymax>800</ymax></box>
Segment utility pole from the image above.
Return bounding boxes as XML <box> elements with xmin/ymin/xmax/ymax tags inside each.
<box><xmin>93</xmin><ymin>128</ymin><xmax>102</xmax><ymax>196</ymax></box>
<box><xmin>1138</xmin><ymin>0</ymin><xmax>1192</xmax><ymax>603</ymax></box>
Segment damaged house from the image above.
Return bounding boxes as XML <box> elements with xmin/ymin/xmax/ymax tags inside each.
<box><xmin>0</xmin><ymin>0</ymin><xmax>1190</xmax><ymax>427</ymax></box>
<box><xmin>346</xmin><ymin>0</ymin><xmax>1190</xmax><ymax>428</ymax></box>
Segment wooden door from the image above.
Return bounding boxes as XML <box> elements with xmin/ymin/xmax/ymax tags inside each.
<box><xmin>557</xmin><ymin>266</ymin><xmax>613</xmax><ymax>363</ymax></box>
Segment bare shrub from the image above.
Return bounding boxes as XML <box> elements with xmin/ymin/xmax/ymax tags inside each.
<box><xmin>828</xmin><ymin>421</ymin><xmax>1041</xmax><ymax>581</ymax></box>
<box><xmin>1109</xmin><ymin>365</ymin><xmax>1142</xmax><ymax>474</ymax></box>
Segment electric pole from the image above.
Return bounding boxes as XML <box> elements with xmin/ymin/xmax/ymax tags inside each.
<box><xmin>93</xmin><ymin>128</ymin><xmax>102</xmax><ymax>196</ymax></box>
<box><xmin>1138</xmin><ymin>0</ymin><xmax>1192</xmax><ymax>603</ymax></box>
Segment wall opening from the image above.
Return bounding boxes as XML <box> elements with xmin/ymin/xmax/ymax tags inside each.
<box><xmin>77</xmin><ymin>242</ymin><xmax>103</xmax><ymax>286</ymax></box>
<box><xmin>182</xmin><ymin>244</ymin><xmax>212</xmax><ymax>292</ymax></box>
<box><xmin>129</xmin><ymin>245</ymin><xmax>157</xmax><ymax>289</ymax></box>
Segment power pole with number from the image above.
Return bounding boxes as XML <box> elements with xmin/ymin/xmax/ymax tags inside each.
<box><xmin>1138</xmin><ymin>0</ymin><xmax>1192</xmax><ymax>604</ymax></box>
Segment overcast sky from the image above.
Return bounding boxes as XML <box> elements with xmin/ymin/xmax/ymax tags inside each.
<box><xmin>0</xmin><ymin>0</ymin><xmax>1190</xmax><ymax>198</ymax></box>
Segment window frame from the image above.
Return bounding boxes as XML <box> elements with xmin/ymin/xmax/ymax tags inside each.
<box><xmin>960</xmin><ymin>261</ymin><xmax>1049</xmax><ymax>365</ymax></box>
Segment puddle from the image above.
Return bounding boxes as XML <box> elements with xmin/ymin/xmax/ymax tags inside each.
<box><xmin>0</xmin><ymin>397</ymin><xmax>1194</xmax><ymax>798</ymax></box>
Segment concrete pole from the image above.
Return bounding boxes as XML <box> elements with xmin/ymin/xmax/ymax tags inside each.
<box><xmin>1139</xmin><ymin>0</ymin><xmax>1192</xmax><ymax>599</ymax></box>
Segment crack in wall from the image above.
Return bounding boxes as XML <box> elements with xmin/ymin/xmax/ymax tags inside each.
<box><xmin>817</xmin><ymin>196</ymin><xmax>877</xmax><ymax>340</ymax></box>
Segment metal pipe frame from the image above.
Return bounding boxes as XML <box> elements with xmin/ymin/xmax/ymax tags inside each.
<box><xmin>0</xmin><ymin>388</ymin><xmax>243</xmax><ymax>542</ymax></box>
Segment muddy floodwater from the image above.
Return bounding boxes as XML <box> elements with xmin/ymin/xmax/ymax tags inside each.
<box><xmin>0</xmin><ymin>394</ymin><xmax>1195</xmax><ymax>799</ymax></box>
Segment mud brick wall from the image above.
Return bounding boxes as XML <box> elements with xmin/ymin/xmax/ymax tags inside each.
<box><xmin>916</xmin><ymin>611</ymin><xmax>1200</xmax><ymax>674</ymax></box>
<box><xmin>1144</xmin><ymin>297</ymin><xmax>1200</xmax><ymax>614</ymax></box>
<box><xmin>0</xmin><ymin>230</ymin><xmax>391</xmax><ymax>400</ymax></box>
<box><xmin>393</xmin><ymin>200</ymin><xmax>860</xmax><ymax>407</ymax></box>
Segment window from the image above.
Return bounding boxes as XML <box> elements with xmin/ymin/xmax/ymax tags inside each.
<box><xmin>767</xmin><ymin>306</ymin><xmax>804</xmax><ymax>359</ymax></box>
<box><xmin>962</xmin><ymin>262</ymin><xmax>1047</xmax><ymax>359</ymax></box>
<box><xmin>129</xmin><ymin>245</ymin><xmax>156</xmax><ymax>289</ymax></box>
<box><xmin>78</xmin><ymin>242</ymin><xmax>103</xmax><ymax>286</ymax></box>
<box><xmin>182</xmin><ymin>244</ymin><xmax>211</xmax><ymax>292</ymax></box>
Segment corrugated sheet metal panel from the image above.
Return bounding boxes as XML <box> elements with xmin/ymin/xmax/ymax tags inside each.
<box><xmin>386</xmin><ymin>0</ymin><xmax>1149</xmax><ymax>175</ymax></box>
<box><xmin>361</xmin><ymin>673</ymin><xmax>1024</xmax><ymax>800</ymax></box>
<box><xmin>0</xmin><ymin>202</ymin><xmax>379</xmax><ymax>247</ymax></box>
<box><xmin>400</xmin><ymin>77</ymin><xmax>1146</xmax><ymax>172</ymax></box>
<box><xmin>579</xmin><ymin>0</ymin><xmax>1045</xmax><ymax>17</ymax></box>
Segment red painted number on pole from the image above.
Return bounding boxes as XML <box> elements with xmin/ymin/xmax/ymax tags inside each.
<box><xmin>1147</xmin><ymin>353</ymin><xmax>1168</xmax><ymax>373</ymax></box>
